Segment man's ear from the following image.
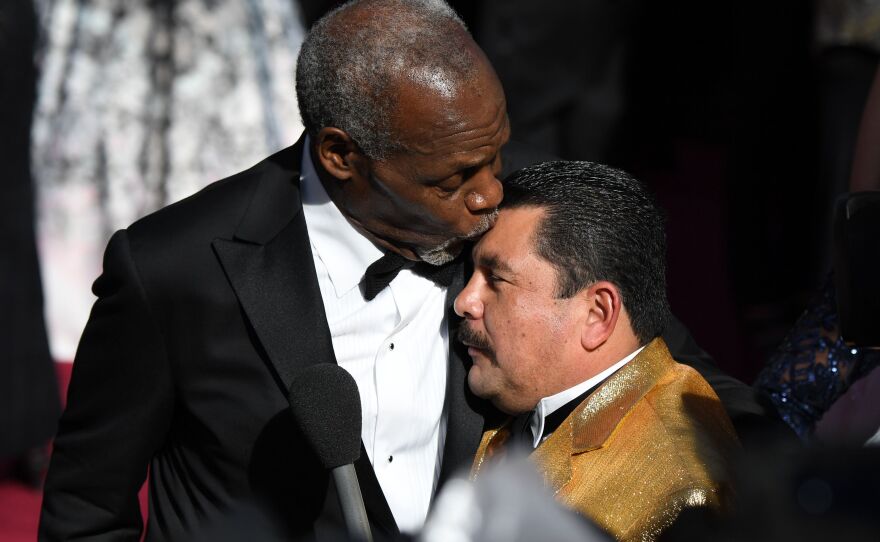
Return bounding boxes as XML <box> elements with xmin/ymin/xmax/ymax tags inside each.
<box><xmin>315</xmin><ymin>127</ymin><xmax>366</xmax><ymax>182</ymax></box>
<box><xmin>580</xmin><ymin>281</ymin><xmax>621</xmax><ymax>351</ymax></box>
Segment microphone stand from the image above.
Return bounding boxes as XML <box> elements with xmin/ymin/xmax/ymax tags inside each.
<box><xmin>332</xmin><ymin>464</ymin><xmax>373</xmax><ymax>542</ymax></box>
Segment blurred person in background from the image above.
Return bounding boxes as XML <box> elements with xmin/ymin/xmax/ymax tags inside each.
<box><xmin>0</xmin><ymin>0</ymin><xmax>61</xmax><ymax>488</ymax></box>
<box><xmin>756</xmin><ymin>64</ymin><xmax>880</xmax><ymax>444</ymax></box>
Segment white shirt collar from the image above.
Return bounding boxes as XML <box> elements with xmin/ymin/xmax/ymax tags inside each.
<box><xmin>300</xmin><ymin>136</ymin><xmax>384</xmax><ymax>298</ymax></box>
<box><xmin>528</xmin><ymin>345</ymin><xmax>645</xmax><ymax>449</ymax></box>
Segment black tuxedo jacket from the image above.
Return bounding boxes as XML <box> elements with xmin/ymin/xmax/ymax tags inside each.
<box><xmin>39</xmin><ymin>137</ymin><xmax>773</xmax><ymax>541</ymax></box>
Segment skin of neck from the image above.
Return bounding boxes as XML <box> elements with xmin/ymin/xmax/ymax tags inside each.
<box><xmin>553</xmin><ymin>309</ymin><xmax>643</xmax><ymax>398</ymax></box>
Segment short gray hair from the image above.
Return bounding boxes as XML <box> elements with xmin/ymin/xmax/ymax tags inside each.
<box><xmin>295</xmin><ymin>0</ymin><xmax>477</xmax><ymax>159</ymax></box>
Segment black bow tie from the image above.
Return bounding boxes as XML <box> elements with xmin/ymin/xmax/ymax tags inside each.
<box><xmin>514</xmin><ymin>385</ymin><xmax>598</xmax><ymax>450</ymax></box>
<box><xmin>362</xmin><ymin>252</ymin><xmax>457</xmax><ymax>300</ymax></box>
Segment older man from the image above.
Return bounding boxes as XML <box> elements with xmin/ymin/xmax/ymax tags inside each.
<box><xmin>40</xmin><ymin>1</ymin><xmax>506</xmax><ymax>539</ymax></box>
<box><xmin>42</xmin><ymin>1</ymin><xmax>761</xmax><ymax>541</ymax></box>
<box><xmin>458</xmin><ymin>161</ymin><xmax>739</xmax><ymax>541</ymax></box>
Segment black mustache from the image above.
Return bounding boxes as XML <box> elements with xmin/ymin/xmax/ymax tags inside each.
<box><xmin>456</xmin><ymin>323</ymin><xmax>493</xmax><ymax>353</ymax></box>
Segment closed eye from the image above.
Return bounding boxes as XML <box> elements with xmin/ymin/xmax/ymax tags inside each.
<box><xmin>433</xmin><ymin>184</ymin><xmax>459</xmax><ymax>197</ymax></box>
<box><xmin>484</xmin><ymin>270</ymin><xmax>505</xmax><ymax>287</ymax></box>
<box><xmin>474</xmin><ymin>252</ymin><xmax>514</xmax><ymax>288</ymax></box>
<box><xmin>431</xmin><ymin>175</ymin><xmax>464</xmax><ymax>197</ymax></box>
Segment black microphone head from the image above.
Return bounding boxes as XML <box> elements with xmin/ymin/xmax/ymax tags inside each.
<box><xmin>288</xmin><ymin>364</ymin><xmax>362</xmax><ymax>469</ymax></box>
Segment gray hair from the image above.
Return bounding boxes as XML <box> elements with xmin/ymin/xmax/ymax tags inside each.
<box><xmin>295</xmin><ymin>0</ymin><xmax>478</xmax><ymax>159</ymax></box>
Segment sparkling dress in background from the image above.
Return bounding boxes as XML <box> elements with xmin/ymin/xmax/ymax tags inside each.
<box><xmin>755</xmin><ymin>276</ymin><xmax>880</xmax><ymax>441</ymax></box>
<box><xmin>32</xmin><ymin>0</ymin><xmax>306</xmax><ymax>360</ymax></box>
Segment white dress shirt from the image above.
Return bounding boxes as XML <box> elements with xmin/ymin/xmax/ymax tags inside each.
<box><xmin>528</xmin><ymin>346</ymin><xmax>645</xmax><ymax>448</ymax></box>
<box><xmin>299</xmin><ymin>142</ymin><xmax>449</xmax><ymax>533</ymax></box>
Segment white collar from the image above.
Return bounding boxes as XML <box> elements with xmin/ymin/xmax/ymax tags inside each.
<box><xmin>300</xmin><ymin>137</ymin><xmax>384</xmax><ymax>298</ymax></box>
<box><xmin>529</xmin><ymin>345</ymin><xmax>646</xmax><ymax>449</ymax></box>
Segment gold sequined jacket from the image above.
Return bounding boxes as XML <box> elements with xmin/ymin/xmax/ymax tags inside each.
<box><xmin>470</xmin><ymin>338</ymin><xmax>740</xmax><ymax>541</ymax></box>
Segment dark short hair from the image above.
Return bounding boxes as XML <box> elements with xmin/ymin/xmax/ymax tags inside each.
<box><xmin>502</xmin><ymin>161</ymin><xmax>670</xmax><ymax>344</ymax></box>
<box><xmin>295</xmin><ymin>0</ymin><xmax>475</xmax><ymax>159</ymax></box>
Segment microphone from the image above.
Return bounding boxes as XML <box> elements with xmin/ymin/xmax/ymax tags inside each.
<box><xmin>288</xmin><ymin>364</ymin><xmax>373</xmax><ymax>542</ymax></box>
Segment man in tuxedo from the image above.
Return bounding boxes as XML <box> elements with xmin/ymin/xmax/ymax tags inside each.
<box><xmin>41</xmin><ymin>2</ymin><xmax>506</xmax><ymax>540</ymax></box>
<box><xmin>460</xmin><ymin>161</ymin><xmax>739</xmax><ymax>541</ymax></box>
<box><xmin>41</xmin><ymin>1</ymin><xmax>770</xmax><ymax>540</ymax></box>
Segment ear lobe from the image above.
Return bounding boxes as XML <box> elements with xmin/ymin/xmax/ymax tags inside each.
<box><xmin>315</xmin><ymin>127</ymin><xmax>366</xmax><ymax>181</ymax></box>
<box><xmin>580</xmin><ymin>281</ymin><xmax>621</xmax><ymax>351</ymax></box>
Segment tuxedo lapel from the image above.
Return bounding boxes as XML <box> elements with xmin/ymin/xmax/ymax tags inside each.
<box><xmin>212</xmin><ymin>139</ymin><xmax>398</xmax><ymax>535</ymax></box>
<box><xmin>212</xmin><ymin>138</ymin><xmax>331</xmax><ymax>394</ymax></box>
<box><xmin>213</xmin><ymin>210</ymin><xmax>333</xmax><ymax>390</ymax></box>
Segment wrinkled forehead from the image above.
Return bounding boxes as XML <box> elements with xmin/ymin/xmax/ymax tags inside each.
<box><xmin>388</xmin><ymin>72</ymin><xmax>508</xmax><ymax>160</ymax></box>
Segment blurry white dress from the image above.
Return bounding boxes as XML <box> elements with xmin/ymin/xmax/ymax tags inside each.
<box><xmin>32</xmin><ymin>0</ymin><xmax>306</xmax><ymax>359</ymax></box>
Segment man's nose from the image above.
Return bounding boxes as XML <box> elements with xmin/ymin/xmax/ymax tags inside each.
<box><xmin>464</xmin><ymin>170</ymin><xmax>503</xmax><ymax>214</ymax></box>
<box><xmin>454</xmin><ymin>278</ymin><xmax>483</xmax><ymax>319</ymax></box>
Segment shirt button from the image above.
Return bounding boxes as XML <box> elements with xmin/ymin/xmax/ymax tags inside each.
<box><xmin>389</xmin><ymin>343</ymin><xmax>395</xmax><ymax>351</ymax></box>
<box><xmin>388</xmin><ymin>455</ymin><xmax>393</xmax><ymax>463</ymax></box>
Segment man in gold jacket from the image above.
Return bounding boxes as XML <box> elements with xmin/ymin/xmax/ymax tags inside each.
<box><xmin>454</xmin><ymin>161</ymin><xmax>739</xmax><ymax>541</ymax></box>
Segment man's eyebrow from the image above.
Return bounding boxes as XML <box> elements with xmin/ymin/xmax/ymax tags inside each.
<box><xmin>474</xmin><ymin>251</ymin><xmax>513</xmax><ymax>274</ymax></box>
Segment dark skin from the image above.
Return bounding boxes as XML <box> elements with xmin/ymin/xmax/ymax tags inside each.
<box><xmin>312</xmin><ymin>41</ymin><xmax>511</xmax><ymax>263</ymax></box>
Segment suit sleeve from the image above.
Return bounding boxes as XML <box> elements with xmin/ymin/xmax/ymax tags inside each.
<box><xmin>662</xmin><ymin>314</ymin><xmax>765</xmax><ymax>418</ymax></box>
<box><xmin>39</xmin><ymin>230</ymin><xmax>175</xmax><ymax>541</ymax></box>
<box><xmin>662</xmin><ymin>315</ymin><xmax>799</xmax><ymax>448</ymax></box>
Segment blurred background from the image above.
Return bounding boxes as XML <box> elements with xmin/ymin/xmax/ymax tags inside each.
<box><xmin>2</xmin><ymin>0</ymin><xmax>879</xmax><ymax>540</ymax></box>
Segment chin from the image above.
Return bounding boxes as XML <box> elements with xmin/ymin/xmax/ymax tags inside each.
<box><xmin>482</xmin><ymin>392</ymin><xmax>522</xmax><ymax>415</ymax></box>
<box><xmin>466</xmin><ymin>366</ymin><xmax>490</xmax><ymax>398</ymax></box>
<box><xmin>416</xmin><ymin>239</ymin><xmax>462</xmax><ymax>266</ymax></box>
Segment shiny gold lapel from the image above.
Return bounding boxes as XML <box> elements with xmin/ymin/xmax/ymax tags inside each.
<box><xmin>470</xmin><ymin>421</ymin><xmax>512</xmax><ymax>478</ymax></box>
<box><xmin>569</xmin><ymin>338</ymin><xmax>673</xmax><ymax>453</ymax></box>
<box><xmin>529</xmin><ymin>338</ymin><xmax>674</xmax><ymax>493</ymax></box>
